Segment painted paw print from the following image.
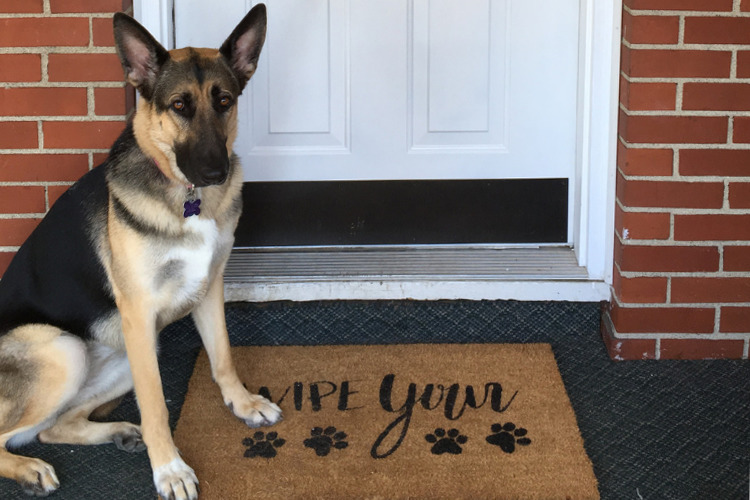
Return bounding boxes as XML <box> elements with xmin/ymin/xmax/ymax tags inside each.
<box><xmin>242</xmin><ymin>431</ymin><xmax>286</xmax><ymax>459</ymax></box>
<box><xmin>303</xmin><ymin>426</ymin><xmax>349</xmax><ymax>457</ymax></box>
<box><xmin>425</xmin><ymin>428</ymin><xmax>468</xmax><ymax>455</ymax></box>
<box><xmin>485</xmin><ymin>423</ymin><xmax>531</xmax><ymax>453</ymax></box>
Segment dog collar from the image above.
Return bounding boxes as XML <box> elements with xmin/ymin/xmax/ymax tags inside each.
<box><xmin>184</xmin><ymin>184</ymin><xmax>201</xmax><ymax>218</ymax></box>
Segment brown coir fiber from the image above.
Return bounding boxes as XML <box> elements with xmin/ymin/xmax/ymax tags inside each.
<box><xmin>174</xmin><ymin>344</ymin><xmax>599</xmax><ymax>499</ymax></box>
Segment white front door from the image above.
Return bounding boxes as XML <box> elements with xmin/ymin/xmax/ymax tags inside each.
<box><xmin>174</xmin><ymin>0</ymin><xmax>579</xmax><ymax>193</ymax></box>
<box><xmin>157</xmin><ymin>0</ymin><xmax>621</xmax><ymax>300</ymax></box>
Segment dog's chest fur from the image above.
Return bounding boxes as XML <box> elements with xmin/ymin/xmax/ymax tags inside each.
<box><xmin>150</xmin><ymin>216</ymin><xmax>233</xmax><ymax>325</ymax></box>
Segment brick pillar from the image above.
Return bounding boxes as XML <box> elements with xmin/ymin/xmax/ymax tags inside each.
<box><xmin>0</xmin><ymin>0</ymin><xmax>134</xmax><ymax>275</ymax></box>
<box><xmin>603</xmin><ymin>0</ymin><xmax>750</xmax><ymax>360</ymax></box>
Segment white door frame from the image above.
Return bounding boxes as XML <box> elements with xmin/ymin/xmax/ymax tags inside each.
<box><xmin>134</xmin><ymin>0</ymin><xmax>621</xmax><ymax>294</ymax></box>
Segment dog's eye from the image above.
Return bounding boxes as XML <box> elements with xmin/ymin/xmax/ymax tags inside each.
<box><xmin>219</xmin><ymin>95</ymin><xmax>232</xmax><ymax>109</ymax></box>
<box><xmin>172</xmin><ymin>99</ymin><xmax>186</xmax><ymax>112</ymax></box>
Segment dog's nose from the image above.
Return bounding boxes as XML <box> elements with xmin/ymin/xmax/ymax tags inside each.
<box><xmin>200</xmin><ymin>168</ymin><xmax>228</xmax><ymax>186</ymax></box>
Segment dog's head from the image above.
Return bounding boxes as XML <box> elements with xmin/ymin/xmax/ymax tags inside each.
<box><xmin>113</xmin><ymin>5</ymin><xmax>266</xmax><ymax>187</ymax></box>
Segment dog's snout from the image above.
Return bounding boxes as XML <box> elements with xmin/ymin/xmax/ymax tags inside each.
<box><xmin>175</xmin><ymin>136</ymin><xmax>230</xmax><ymax>187</ymax></box>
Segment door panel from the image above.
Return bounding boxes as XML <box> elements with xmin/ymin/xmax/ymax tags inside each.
<box><xmin>411</xmin><ymin>0</ymin><xmax>506</xmax><ymax>150</ymax></box>
<box><xmin>255</xmin><ymin>0</ymin><xmax>349</xmax><ymax>152</ymax></box>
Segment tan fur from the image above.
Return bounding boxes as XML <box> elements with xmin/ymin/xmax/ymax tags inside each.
<box><xmin>0</xmin><ymin>327</ymin><xmax>84</xmax><ymax>494</ymax></box>
<box><xmin>170</xmin><ymin>47</ymin><xmax>221</xmax><ymax>62</ymax></box>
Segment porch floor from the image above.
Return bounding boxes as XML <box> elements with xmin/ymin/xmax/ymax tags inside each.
<box><xmin>3</xmin><ymin>300</ymin><xmax>748</xmax><ymax>499</ymax></box>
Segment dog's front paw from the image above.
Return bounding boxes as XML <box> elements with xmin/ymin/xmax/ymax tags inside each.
<box><xmin>152</xmin><ymin>458</ymin><xmax>199</xmax><ymax>500</ymax></box>
<box><xmin>228</xmin><ymin>393</ymin><xmax>282</xmax><ymax>428</ymax></box>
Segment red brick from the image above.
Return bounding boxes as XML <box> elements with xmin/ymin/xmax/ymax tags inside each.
<box><xmin>0</xmin><ymin>186</ymin><xmax>46</xmax><ymax>214</ymax></box>
<box><xmin>94</xmin><ymin>86</ymin><xmax>135</xmax><ymax>116</ymax></box>
<box><xmin>685</xmin><ymin>17</ymin><xmax>750</xmax><ymax>45</ymax></box>
<box><xmin>0</xmin><ymin>18</ymin><xmax>89</xmax><ymax>47</ymax></box>
<box><xmin>672</xmin><ymin>277</ymin><xmax>750</xmax><ymax>303</ymax></box>
<box><xmin>729</xmin><ymin>183</ymin><xmax>750</xmax><ymax>208</ymax></box>
<box><xmin>0</xmin><ymin>88</ymin><xmax>87</xmax><ymax>117</ymax></box>
<box><xmin>680</xmin><ymin>149</ymin><xmax>750</xmax><ymax>176</ymax></box>
<box><xmin>617</xmin><ymin>144</ymin><xmax>673</xmax><ymax>176</ymax></box>
<box><xmin>675</xmin><ymin>214</ymin><xmax>750</xmax><ymax>241</ymax></box>
<box><xmin>736</xmin><ymin>51</ymin><xmax>750</xmax><ymax>78</ymax></box>
<box><xmin>613</xmin><ymin>267</ymin><xmax>668</xmax><ymax>304</ymax></box>
<box><xmin>720</xmin><ymin>306</ymin><xmax>750</xmax><ymax>332</ymax></box>
<box><xmin>43</xmin><ymin>121</ymin><xmax>125</xmax><ymax>149</ymax></box>
<box><xmin>615</xmin><ymin>206</ymin><xmax>671</xmax><ymax>240</ymax></box>
<box><xmin>616</xmin><ymin>241</ymin><xmax>719</xmax><ymax>272</ymax></box>
<box><xmin>0</xmin><ymin>154</ymin><xmax>89</xmax><ymax>182</ymax></box>
<box><xmin>0</xmin><ymin>218</ymin><xmax>40</xmax><ymax>246</ymax></box>
<box><xmin>93</xmin><ymin>153</ymin><xmax>110</xmax><ymax>166</ymax></box>
<box><xmin>623</xmin><ymin>12</ymin><xmax>680</xmax><ymax>45</ymax></box>
<box><xmin>0</xmin><ymin>54</ymin><xmax>41</xmax><ymax>82</ymax></box>
<box><xmin>48</xmin><ymin>54</ymin><xmax>124</xmax><ymax>83</ymax></box>
<box><xmin>625</xmin><ymin>0</ymin><xmax>733</xmax><ymax>10</ymax></box>
<box><xmin>724</xmin><ymin>246</ymin><xmax>750</xmax><ymax>272</ymax></box>
<box><xmin>600</xmin><ymin>315</ymin><xmax>657</xmax><ymax>361</ymax></box>
<box><xmin>0</xmin><ymin>252</ymin><xmax>14</xmax><ymax>278</ymax></box>
<box><xmin>624</xmin><ymin>47</ymin><xmax>732</xmax><ymax>78</ymax></box>
<box><xmin>0</xmin><ymin>122</ymin><xmax>38</xmax><ymax>149</ymax></box>
<box><xmin>743</xmin><ymin>0</ymin><xmax>750</xmax><ymax>12</ymax></box>
<box><xmin>622</xmin><ymin>81</ymin><xmax>676</xmax><ymax>111</ymax></box>
<box><xmin>93</xmin><ymin>18</ymin><xmax>116</xmax><ymax>47</ymax></box>
<box><xmin>48</xmin><ymin>185</ymin><xmax>71</xmax><ymax>207</ymax></box>
<box><xmin>610</xmin><ymin>303</ymin><xmax>715</xmax><ymax>333</ymax></box>
<box><xmin>50</xmin><ymin>0</ymin><xmax>128</xmax><ymax>13</ymax></box>
<box><xmin>0</xmin><ymin>0</ymin><xmax>43</xmax><ymax>13</ymax></box>
<box><xmin>620</xmin><ymin>113</ymin><xmax>728</xmax><ymax>145</ymax></box>
<box><xmin>617</xmin><ymin>176</ymin><xmax>724</xmax><ymax>209</ymax></box>
<box><xmin>660</xmin><ymin>339</ymin><xmax>744</xmax><ymax>360</ymax></box>
<box><xmin>733</xmin><ymin>117</ymin><xmax>750</xmax><ymax>143</ymax></box>
<box><xmin>683</xmin><ymin>83</ymin><xmax>750</xmax><ymax>111</ymax></box>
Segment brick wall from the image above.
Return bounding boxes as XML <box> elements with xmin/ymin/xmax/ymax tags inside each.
<box><xmin>0</xmin><ymin>0</ymin><xmax>133</xmax><ymax>275</ymax></box>
<box><xmin>602</xmin><ymin>0</ymin><xmax>750</xmax><ymax>360</ymax></box>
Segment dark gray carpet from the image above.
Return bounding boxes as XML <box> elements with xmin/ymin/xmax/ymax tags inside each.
<box><xmin>1</xmin><ymin>300</ymin><xmax>748</xmax><ymax>499</ymax></box>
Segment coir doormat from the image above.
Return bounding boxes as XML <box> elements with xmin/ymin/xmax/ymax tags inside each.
<box><xmin>174</xmin><ymin>344</ymin><xmax>599</xmax><ymax>499</ymax></box>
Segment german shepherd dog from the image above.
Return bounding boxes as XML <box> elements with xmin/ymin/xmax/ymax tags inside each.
<box><xmin>0</xmin><ymin>4</ymin><xmax>280</xmax><ymax>498</ymax></box>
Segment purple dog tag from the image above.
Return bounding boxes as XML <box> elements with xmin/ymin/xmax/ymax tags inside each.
<box><xmin>183</xmin><ymin>198</ymin><xmax>201</xmax><ymax>218</ymax></box>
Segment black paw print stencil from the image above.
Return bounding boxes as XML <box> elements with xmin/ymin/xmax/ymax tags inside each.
<box><xmin>243</xmin><ymin>431</ymin><xmax>286</xmax><ymax>459</ymax></box>
<box><xmin>425</xmin><ymin>428</ymin><xmax>468</xmax><ymax>455</ymax></box>
<box><xmin>304</xmin><ymin>426</ymin><xmax>349</xmax><ymax>457</ymax></box>
<box><xmin>485</xmin><ymin>423</ymin><xmax>531</xmax><ymax>453</ymax></box>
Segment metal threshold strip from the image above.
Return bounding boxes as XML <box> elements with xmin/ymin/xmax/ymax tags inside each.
<box><xmin>224</xmin><ymin>246</ymin><xmax>589</xmax><ymax>283</ymax></box>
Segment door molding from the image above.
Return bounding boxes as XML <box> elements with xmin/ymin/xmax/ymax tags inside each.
<box><xmin>136</xmin><ymin>0</ymin><xmax>622</xmax><ymax>289</ymax></box>
<box><xmin>575</xmin><ymin>0</ymin><xmax>621</xmax><ymax>284</ymax></box>
<box><xmin>133</xmin><ymin>0</ymin><xmax>174</xmax><ymax>50</ymax></box>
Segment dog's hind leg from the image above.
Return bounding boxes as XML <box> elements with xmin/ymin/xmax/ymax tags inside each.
<box><xmin>0</xmin><ymin>325</ymin><xmax>89</xmax><ymax>496</ymax></box>
<box><xmin>37</xmin><ymin>343</ymin><xmax>144</xmax><ymax>453</ymax></box>
<box><xmin>89</xmin><ymin>395</ymin><xmax>125</xmax><ymax>420</ymax></box>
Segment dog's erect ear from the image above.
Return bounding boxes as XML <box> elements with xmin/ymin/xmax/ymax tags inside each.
<box><xmin>113</xmin><ymin>12</ymin><xmax>169</xmax><ymax>100</ymax></box>
<box><xmin>220</xmin><ymin>3</ymin><xmax>267</xmax><ymax>91</ymax></box>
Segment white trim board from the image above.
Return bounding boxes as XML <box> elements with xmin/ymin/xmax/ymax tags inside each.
<box><xmin>574</xmin><ymin>0</ymin><xmax>621</xmax><ymax>284</ymax></box>
<box><xmin>225</xmin><ymin>281</ymin><xmax>611</xmax><ymax>303</ymax></box>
